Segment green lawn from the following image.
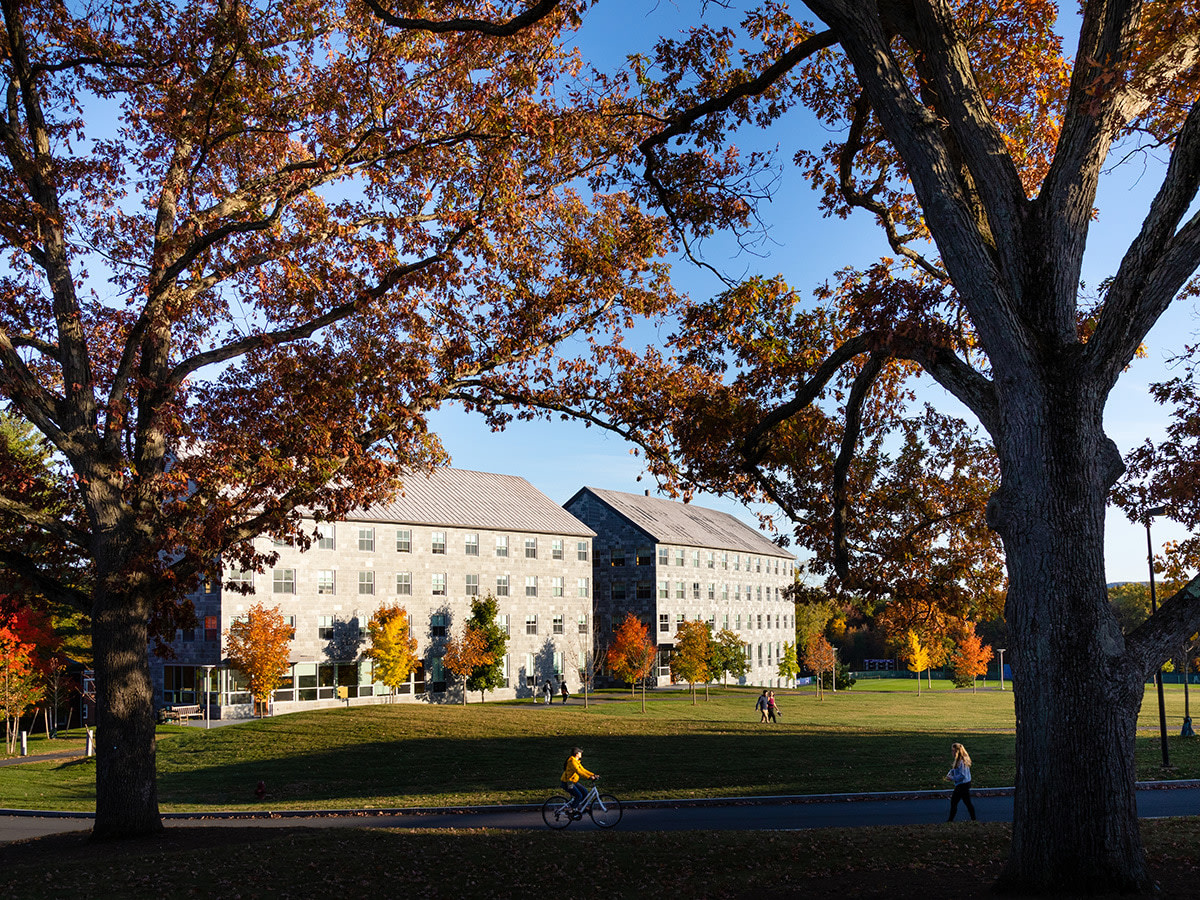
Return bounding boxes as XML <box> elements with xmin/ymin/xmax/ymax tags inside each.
<box><xmin>2</xmin><ymin>684</ymin><xmax>1199</xmax><ymax>813</ymax></box>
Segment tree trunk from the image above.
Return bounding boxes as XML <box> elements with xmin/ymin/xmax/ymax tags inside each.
<box><xmin>990</xmin><ymin>374</ymin><xmax>1148</xmax><ymax>892</ymax></box>
<box><xmin>91</xmin><ymin>583</ymin><xmax>163</xmax><ymax>839</ymax></box>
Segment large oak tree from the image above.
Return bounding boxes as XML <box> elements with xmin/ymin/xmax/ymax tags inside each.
<box><xmin>0</xmin><ymin>0</ymin><xmax>672</xmax><ymax>839</ymax></box>
<box><xmin>488</xmin><ymin>0</ymin><xmax>1200</xmax><ymax>892</ymax></box>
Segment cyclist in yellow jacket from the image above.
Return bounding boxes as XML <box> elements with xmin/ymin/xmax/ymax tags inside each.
<box><xmin>561</xmin><ymin>746</ymin><xmax>597</xmax><ymax>811</ymax></box>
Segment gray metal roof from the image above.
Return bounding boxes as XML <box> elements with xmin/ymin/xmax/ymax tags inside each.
<box><xmin>567</xmin><ymin>487</ymin><xmax>792</xmax><ymax>558</ymax></box>
<box><xmin>346</xmin><ymin>468</ymin><xmax>595</xmax><ymax>537</ymax></box>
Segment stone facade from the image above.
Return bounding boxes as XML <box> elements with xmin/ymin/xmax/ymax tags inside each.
<box><xmin>564</xmin><ymin>487</ymin><xmax>796</xmax><ymax>688</ymax></box>
<box><xmin>152</xmin><ymin>469</ymin><xmax>595</xmax><ymax>717</ymax></box>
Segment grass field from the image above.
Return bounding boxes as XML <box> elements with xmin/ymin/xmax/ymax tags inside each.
<box><xmin>3</xmin><ymin>683</ymin><xmax>1199</xmax><ymax>813</ymax></box>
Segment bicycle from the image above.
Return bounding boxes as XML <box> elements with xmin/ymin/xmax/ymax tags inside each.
<box><xmin>541</xmin><ymin>779</ymin><xmax>623</xmax><ymax>828</ymax></box>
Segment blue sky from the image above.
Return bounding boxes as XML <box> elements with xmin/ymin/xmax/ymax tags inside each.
<box><xmin>430</xmin><ymin>2</ymin><xmax>1195</xmax><ymax>586</ymax></box>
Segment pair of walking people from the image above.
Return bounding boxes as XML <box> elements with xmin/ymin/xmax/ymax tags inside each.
<box><xmin>754</xmin><ymin>690</ymin><xmax>780</xmax><ymax>723</ymax></box>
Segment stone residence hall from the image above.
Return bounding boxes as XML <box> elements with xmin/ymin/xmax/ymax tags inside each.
<box><xmin>153</xmin><ymin>468</ymin><xmax>794</xmax><ymax>718</ymax></box>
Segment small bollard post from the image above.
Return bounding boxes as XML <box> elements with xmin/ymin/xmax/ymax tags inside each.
<box><xmin>20</xmin><ymin>731</ymin><xmax>28</xmax><ymax>756</ymax></box>
<box><xmin>85</xmin><ymin>727</ymin><xmax>95</xmax><ymax>757</ymax></box>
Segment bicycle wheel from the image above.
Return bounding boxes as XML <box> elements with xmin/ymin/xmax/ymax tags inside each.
<box><xmin>589</xmin><ymin>793</ymin><xmax>623</xmax><ymax>828</ymax></box>
<box><xmin>542</xmin><ymin>794</ymin><xmax>574</xmax><ymax>829</ymax></box>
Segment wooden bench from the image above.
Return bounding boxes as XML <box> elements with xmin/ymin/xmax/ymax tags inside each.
<box><xmin>162</xmin><ymin>704</ymin><xmax>203</xmax><ymax>723</ymax></box>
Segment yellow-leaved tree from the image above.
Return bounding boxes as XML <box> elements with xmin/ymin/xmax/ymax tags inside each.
<box><xmin>366</xmin><ymin>605</ymin><xmax>419</xmax><ymax>701</ymax></box>
<box><xmin>901</xmin><ymin>630</ymin><xmax>931</xmax><ymax>697</ymax></box>
<box><xmin>224</xmin><ymin>604</ymin><xmax>293</xmax><ymax>717</ymax></box>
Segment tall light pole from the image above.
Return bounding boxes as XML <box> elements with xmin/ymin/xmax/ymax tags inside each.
<box><xmin>203</xmin><ymin>664</ymin><xmax>215</xmax><ymax>730</ymax></box>
<box><xmin>996</xmin><ymin>648</ymin><xmax>1006</xmax><ymax>691</ymax></box>
<box><xmin>1146</xmin><ymin>504</ymin><xmax>1171</xmax><ymax>768</ymax></box>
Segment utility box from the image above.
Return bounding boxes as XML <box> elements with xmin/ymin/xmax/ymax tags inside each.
<box><xmin>336</xmin><ymin>686</ymin><xmax>349</xmax><ymax>700</ymax></box>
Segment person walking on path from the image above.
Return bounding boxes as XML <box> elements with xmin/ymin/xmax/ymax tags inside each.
<box><xmin>755</xmin><ymin>690</ymin><xmax>769</xmax><ymax>723</ymax></box>
<box><xmin>542</xmin><ymin>680</ymin><xmax>552</xmax><ymax>705</ymax></box>
<box><xmin>766</xmin><ymin>690</ymin><xmax>779</xmax><ymax>723</ymax></box>
<box><xmin>944</xmin><ymin>742</ymin><xmax>976</xmax><ymax>821</ymax></box>
<box><xmin>560</xmin><ymin>681</ymin><xmax>570</xmax><ymax>704</ymax></box>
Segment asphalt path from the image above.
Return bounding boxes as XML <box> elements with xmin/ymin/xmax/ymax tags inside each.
<box><xmin>2</xmin><ymin>786</ymin><xmax>1197</xmax><ymax>843</ymax></box>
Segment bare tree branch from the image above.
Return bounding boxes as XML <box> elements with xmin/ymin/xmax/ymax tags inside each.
<box><xmin>363</xmin><ymin>0</ymin><xmax>562</xmax><ymax>36</ymax></box>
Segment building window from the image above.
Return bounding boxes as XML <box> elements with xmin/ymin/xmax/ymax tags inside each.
<box><xmin>318</xmin><ymin>616</ymin><xmax>335</xmax><ymax>639</ymax></box>
<box><xmin>551</xmin><ymin>576</ymin><xmax>564</xmax><ymax>597</ymax></box>
<box><xmin>610</xmin><ymin>547</ymin><xmax>626</xmax><ymax>567</ymax></box>
<box><xmin>576</xmin><ymin>541</ymin><xmax>589</xmax><ymax>561</ymax></box>
<box><xmin>722</xmin><ymin>583</ymin><xmax>729</xmax><ymax>601</ymax></box>
<box><xmin>707</xmin><ymin>583</ymin><xmax>715</xmax><ymax>601</ymax></box>
<box><xmin>273</xmin><ymin>569</ymin><xmax>295</xmax><ymax>594</ymax></box>
<box><xmin>659</xmin><ymin>613</ymin><xmax>670</xmax><ymax>633</ymax></box>
<box><xmin>706</xmin><ymin>551</ymin><xmax>714</xmax><ymax>569</ymax></box>
<box><xmin>496</xmin><ymin>535</ymin><xmax>509</xmax><ymax>557</ymax></box>
<box><xmin>204</xmin><ymin>616</ymin><xmax>219</xmax><ymax>642</ymax></box>
<box><xmin>675</xmin><ymin>581</ymin><xmax>685</xmax><ymax>600</ymax></box>
<box><xmin>658</xmin><ymin>580</ymin><xmax>669</xmax><ymax>599</ymax></box>
<box><xmin>317</xmin><ymin>523</ymin><xmax>335</xmax><ymax>550</ymax></box>
<box><xmin>675</xmin><ymin>549</ymin><xmax>684</xmax><ymax>567</ymax></box>
<box><xmin>553</xmin><ymin>614</ymin><xmax>564</xmax><ymax>634</ymax></box>
<box><xmin>578</xmin><ymin>614</ymin><xmax>589</xmax><ymax>634</ymax></box>
<box><xmin>397</xmin><ymin>573</ymin><xmax>412</xmax><ymax>596</ymax></box>
<box><xmin>756</xmin><ymin>557</ymin><xmax>762</xmax><ymax>573</ymax></box>
<box><xmin>637</xmin><ymin>581</ymin><xmax>653</xmax><ymax>600</ymax></box>
<box><xmin>676</xmin><ymin>613</ymin><xmax>685</xmax><ymax>628</ymax></box>
<box><xmin>736</xmin><ymin>614</ymin><xmax>742</xmax><ymax>630</ymax></box>
<box><xmin>659</xmin><ymin>547</ymin><xmax>670</xmax><ymax>566</ymax></box>
<box><xmin>757</xmin><ymin>614</ymin><xmax>763</xmax><ymax>630</ymax></box>
<box><xmin>432</xmin><ymin>573</ymin><xmax>447</xmax><ymax>596</ymax></box>
<box><xmin>524</xmin><ymin>537</ymin><xmax>537</xmax><ymax>559</ymax></box>
<box><xmin>525</xmin><ymin>653</ymin><xmax>535</xmax><ymax>686</ymax></box>
<box><xmin>553</xmin><ymin>651</ymin><xmax>564</xmax><ymax>676</ymax></box>
<box><xmin>691</xmin><ymin>551</ymin><xmax>700</xmax><ymax>567</ymax></box>
<box><xmin>465</xmin><ymin>533</ymin><xmax>479</xmax><ymax>556</ymax></box>
<box><xmin>757</xmin><ymin>585</ymin><xmax>763</xmax><ymax>602</ymax></box>
<box><xmin>357</xmin><ymin>527</ymin><xmax>375</xmax><ymax>551</ymax></box>
<box><xmin>396</xmin><ymin>529</ymin><xmax>412</xmax><ymax>553</ymax></box>
<box><xmin>525</xmin><ymin>576</ymin><xmax>538</xmax><ymax>597</ymax></box>
<box><xmin>723</xmin><ymin>613</ymin><xmax>729</xmax><ymax>629</ymax></box>
<box><xmin>496</xmin><ymin>575</ymin><xmax>510</xmax><ymax>597</ymax></box>
<box><xmin>577</xmin><ymin>577</ymin><xmax>589</xmax><ymax>598</ymax></box>
<box><xmin>431</xmin><ymin>531</ymin><xmax>446</xmax><ymax>555</ymax></box>
<box><xmin>721</xmin><ymin>552</ymin><xmax>729</xmax><ymax>569</ymax></box>
<box><xmin>226</xmin><ymin>567</ymin><xmax>253</xmax><ymax>590</ymax></box>
<box><xmin>463</xmin><ymin>573</ymin><xmax>479</xmax><ymax>596</ymax></box>
<box><xmin>526</xmin><ymin>614</ymin><xmax>538</xmax><ymax>635</ymax></box>
<box><xmin>498</xmin><ymin>614</ymin><xmax>510</xmax><ymax>636</ymax></box>
<box><xmin>359</xmin><ymin>571</ymin><xmax>375</xmax><ymax>595</ymax></box>
<box><xmin>552</xmin><ymin>539</ymin><xmax>564</xmax><ymax>560</ymax></box>
<box><xmin>611</xmin><ymin>582</ymin><xmax>627</xmax><ymax>601</ymax></box>
<box><xmin>636</xmin><ymin>547</ymin><xmax>653</xmax><ymax>566</ymax></box>
<box><xmin>733</xmin><ymin>555</ymin><xmax>740</xmax><ymax>571</ymax></box>
<box><xmin>692</xmin><ymin>582</ymin><xmax>701</xmax><ymax>600</ymax></box>
<box><xmin>317</xmin><ymin>570</ymin><xmax>335</xmax><ymax>595</ymax></box>
<box><xmin>431</xmin><ymin>614</ymin><xmax>447</xmax><ymax>637</ymax></box>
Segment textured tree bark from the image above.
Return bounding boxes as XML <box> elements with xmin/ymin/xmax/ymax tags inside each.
<box><xmin>89</xmin><ymin>514</ymin><xmax>164</xmax><ymax>840</ymax></box>
<box><xmin>988</xmin><ymin>370</ymin><xmax>1148</xmax><ymax>892</ymax></box>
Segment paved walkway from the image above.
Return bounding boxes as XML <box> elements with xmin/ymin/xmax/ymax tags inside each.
<box><xmin>3</xmin><ymin>783</ymin><xmax>1198</xmax><ymax>844</ymax></box>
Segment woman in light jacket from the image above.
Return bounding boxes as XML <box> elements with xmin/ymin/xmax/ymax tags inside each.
<box><xmin>944</xmin><ymin>742</ymin><xmax>976</xmax><ymax>821</ymax></box>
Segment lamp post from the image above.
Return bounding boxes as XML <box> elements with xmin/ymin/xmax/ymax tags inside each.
<box><xmin>996</xmin><ymin>648</ymin><xmax>1006</xmax><ymax>691</ymax></box>
<box><xmin>1146</xmin><ymin>504</ymin><xmax>1171</xmax><ymax>768</ymax></box>
<box><xmin>202</xmin><ymin>664</ymin><xmax>215</xmax><ymax>730</ymax></box>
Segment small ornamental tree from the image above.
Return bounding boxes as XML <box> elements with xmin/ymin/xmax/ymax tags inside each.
<box><xmin>366</xmin><ymin>604</ymin><xmax>419</xmax><ymax>699</ymax></box>
<box><xmin>711</xmin><ymin>628</ymin><xmax>749</xmax><ymax>686</ymax></box>
<box><xmin>464</xmin><ymin>595</ymin><xmax>508</xmax><ymax>704</ymax></box>
<box><xmin>0</xmin><ymin>614</ymin><xmax>42</xmax><ymax>753</ymax></box>
<box><xmin>803</xmin><ymin>635</ymin><xmax>837</xmax><ymax>700</ymax></box>
<box><xmin>224</xmin><ymin>604</ymin><xmax>293</xmax><ymax>717</ymax></box>
<box><xmin>951</xmin><ymin>624</ymin><xmax>995</xmax><ymax>693</ymax></box>
<box><xmin>670</xmin><ymin>619</ymin><xmax>712</xmax><ymax>704</ymax></box>
<box><xmin>442</xmin><ymin>625</ymin><xmax>493</xmax><ymax>705</ymax></box>
<box><xmin>778</xmin><ymin>642</ymin><xmax>800</xmax><ymax>687</ymax></box>
<box><xmin>607</xmin><ymin>612</ymin><xmax>656</xmax><ymax>712</ymax></box>
<box><xmin>901</xmin><ymin>630</ymin><xmax>931</xmax><ymax>697</ymax></box>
